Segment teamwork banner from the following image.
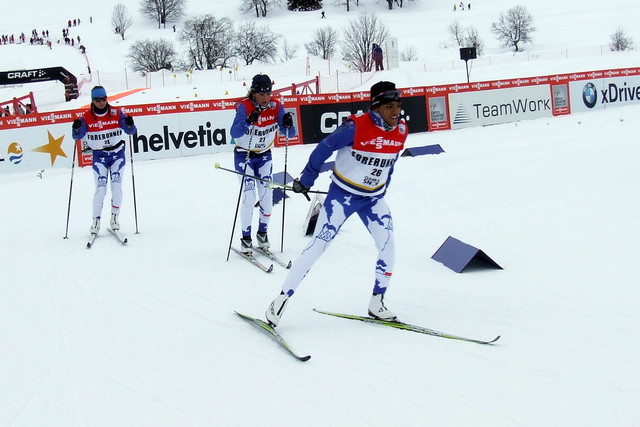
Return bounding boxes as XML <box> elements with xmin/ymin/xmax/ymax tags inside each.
<box><xmin>448</xmin><ymin>85</ymin><xmax>552</xmax><ymax>129</ymax></box>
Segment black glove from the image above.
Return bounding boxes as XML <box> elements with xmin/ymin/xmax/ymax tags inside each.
<box><xmin>246</xmin><ymin>109</ymin><xmax>260</xmax><ymax>124</ymax></box>
<box><xmin>125</xmin><ymin>116</ymin><xmax>134</xmax><ymax>126</ymax></box>
<box><xmin>282</xmin><ymin>112</ymin><xmax>293</xmax><ymax>128</ymax></box>
<box><xmin>72</xmin><ymin>118</ymin><xmax>82</xmax><ymax>129</ymax></box>
<box><xmin>292</xmin><ymin>178</ymin><xmax>311</xmax><ymax>201</ymax></box>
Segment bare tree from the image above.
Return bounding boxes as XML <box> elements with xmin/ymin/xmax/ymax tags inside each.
<box><xmin>140</xmin><ymin>0</ymin><xmax>186</xmax><ymax>29</ymax></box>
<box><xmin>490</xmin><ymin>5</ymin><xmax>535</xmax><ymax>52</ymax></box>
<box><xmin>341</xmin><ymin>12</ymin><xmax>389</xmax><ymax>72</ymax></box>
<box><xmin>179</xmin><ymin>15</ymin><xmax>235</xmax><ymax>70</ymax></box>
<box><xmin>127</xmin><ymin>39</ymin><xmax>177</xmax><ymax>74</ymax></box>
<box><xmin>386</xmin><ymin>0</ymin><xmax>405</xmax><ymax>10</ymax></box>
<box><xmin>240</xmin><ymin>0</ymin><xmax>279</xmax><ymax>17</ymax></box>
<box><xmin>332</xmin><ymin>0</ymin><xmax>358</xmax><ymax>13</ymax></box>
<box><xmin>280</xmin><ymin>39</ymin><xmax>299</xmax><ymax>62</ymax></box>
<box><xmin>112</xmin><ymin>4</ymin><xmax>133</xmax><ymax>40</ymax></box>
<box><xmin>305</xmin><ymin>26</ymin><xmax>340</xmax><ymax>59</ymax></box>
<box><xmin>400</xmin><ymin>45</ymin><xmax>418</xmax><ymax>62</ymax></box>
<box><xmin>234</xmin><ymin>21</ymin><xmax>280</xmax><ymax>65</ymax></box>
<box><xmin>609</xmin><ymin>26</ymin><xmax>634</xmax><ymax>51</ymax></box>
<box><xmin>447</xmin><ymin>21</ymin><xmax>464</xmax><ymax>47</ymax></box>
<box><xmin>465</xmin><ymin>26</ymin><xmax>484</xmax><ymax>56</ymax></box>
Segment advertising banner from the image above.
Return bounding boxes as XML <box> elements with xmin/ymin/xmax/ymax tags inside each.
<box><xmin>569</xmin><ymin>71</ymin><xmax>640</xmax><ymax>112</ymax></box>
<box><xmin>296</xmin><ymin>89</ymin><xmax>427</xmax><ymax>144</ymax></box>
<box><xmin>449</xmin><ymin>85</ymin><xmax>552</xmax><ymax>129</ymax></box>
<box><xmin>0</xmin><ymin>121</ymin><xmax>75</xmax><ymax>173</ymax></box>
<box><xmin>3</xmin><ymin>67</ymin><xmax>640</xmax><ymax>174</ymax></box>
<box><xmin>551</xmin><ymin>83</ymin><xmax>570</xmax><ymax>116</ymax></box>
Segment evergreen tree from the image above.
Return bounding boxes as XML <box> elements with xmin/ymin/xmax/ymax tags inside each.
<box><xmin>287</xmin><ymin>0</ymin><xmax>322</xmax><ymax>12</ymax></box>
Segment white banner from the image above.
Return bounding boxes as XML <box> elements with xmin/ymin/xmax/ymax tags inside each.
<box><xmin>569</xmin><ymin>75</ymin><xmax>640</xmax><ymax>112</ymax></box>
<box><xmin>130</xmin><ymin>110</ymin><xmax>235</xmax><ymax>162</ymax></box>
<box><xmin>448</xmin><ymin>85</ymin><xmax>552</xmax><ymax>129</ymax></box>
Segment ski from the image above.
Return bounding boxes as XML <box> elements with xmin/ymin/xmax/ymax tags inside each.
<box><xmin>253</xmin><ymin>247</ymin><xmax>292</xmax><ymax>269</ymax></box>
<box><xmin>108</xmin><ymin>228</ymin><xmax>128</xmax><ymax>245</ymax></box>
<box><xmin>231</xmin><ymin>247</ymin><xmax>273</xmax><ymax>273</ymax></box>
<box><xmin>235</xmin><ymin>311</ymin><xmax>311</xmax><ymax>362</ymax></box>
<box><xmin>86</xmin><ymin>233</ymin><xmax>98</xmax><ymax>249</ymax></box>
<box><xmin>313</xmin><ymin>309</ymin><xmax>500</xmax><ymax>345</ymax></box>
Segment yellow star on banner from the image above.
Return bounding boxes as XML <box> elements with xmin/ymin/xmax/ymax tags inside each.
<box><xmin>32</xmin><ymin>131</ymin><xmax>67</xmax><ymax>166</ymax></box>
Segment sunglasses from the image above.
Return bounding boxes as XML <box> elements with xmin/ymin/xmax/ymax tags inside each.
<box><xmin>372</xmin><ymin>90</ymin><xmax>402</xmax><ymax>105</ymax></box>
<box><xmin>93</xmin><ymin>97</ymin><xmax>107</xmax><ymax>102</ymax></box>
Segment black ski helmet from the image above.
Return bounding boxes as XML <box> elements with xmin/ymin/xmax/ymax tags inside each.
<box><xmin>370</xmin><ymin>81</ymin><xmax>401</xmax><ymax>107</ymax></box>
<box><xmin>250</xmin><ymin>74</ymin><xmax>272</xmax><ymax>93</ymax></box>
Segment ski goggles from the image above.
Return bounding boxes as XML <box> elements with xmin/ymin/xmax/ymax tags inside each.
<box><xmin>371</xmin><ymin>90</ymin><xmax>402</xmax><ymax>107</ymax></box>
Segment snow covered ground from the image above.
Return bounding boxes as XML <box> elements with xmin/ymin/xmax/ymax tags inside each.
<box><xmin>2</xmin><ymin>0</ymin><xmax>640</xmax><ymax>425</ymax></box>
<box><xmin>2</xmin><ymin>104</ymin><xmax>639</xmax><ymax>426</ymax></box>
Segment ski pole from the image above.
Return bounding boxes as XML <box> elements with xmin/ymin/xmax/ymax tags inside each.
<box><xmin>280</xmin><ymin>134</ymin><xmax>290</xmax><ymax>252</ymax></box>
<box><xmin>226</xmin><ymin>133</ymin><xmax>253</xmax><ymax>262</ymax></box>
<box><xmin>63</xmin><ymin>139</ymin><xmax>78</xmax><ymax>239</ymax></box>
<box><xmin>128</xmin><ymin>135</ymin><xmax>140</xmax><ymax>234</ymax></box>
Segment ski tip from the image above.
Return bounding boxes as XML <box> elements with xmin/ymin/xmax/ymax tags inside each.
<box><xmin>487</xmin><ymin>335</ymin><xmax>501</xmax><ymax>344</ymax></box>
<box><xmin>214</xmin><ymin>162</ymin><xmax>220</xmax><ymax>168</ymax></box>
<box><xmin>285</xmin><ymin>261</ymin><xmax>292</xmax><ymax>269</ymax></box>
<box><xmin>86</xmin><ymin>243</ymin><xmax>92</xmax><ymax>249</ymax></box>
<box><xmin>298</xmin><ymin>355</ymin><xmax>311</xmax><ymax>362</ymax></box>
<box><xmin>267</xmin><ymin>264</ymin><xmax>274</xmax><ymax>273</ymax></box>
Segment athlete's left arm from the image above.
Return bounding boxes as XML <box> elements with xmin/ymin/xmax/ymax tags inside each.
<box><xmin>277</xmin><ymin>104</ymin><xmax>296</xmax><ymax>138</ymax></box>
<box><xmin>119</xmin><ymin>110</ymin><xmax>137</xmax><ymax>135</ymax></box>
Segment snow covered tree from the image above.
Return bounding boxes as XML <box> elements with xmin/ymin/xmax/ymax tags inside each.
<box><xmin>400</xmin><ymin>45</ymin><xmax>418</xmax><ymax>61</ymax></box>
<box><xmin>112</xmin><ymin>4</ymin><xmax>133</xmax><ymax>41</ymax></box>
<box><xmin>341</xmin><ymin>12</ymin><xmax>388</xmax><ymax>72</ymax></box>
<box><xmin>179</xmin><ymin>15</ymin><xmax>235</xmax><ymax>70</ymax></box>
<box><xmin>280</xmin><ymin>39</ymin><xmax>299</xmax><ymax>62</ymax></box>
<box><xmin>241</xmin><ymin>0</ymin><xmax>280</xmax><ymax>17</ymax></box>
<box><xmin>448</xmin><ymin>21</ymin><xmax>464</xmax><ymax>47</ymax></box>
<box><xmin>140</xmin><ymin>0</ymin><xmax>186</xmax><ymax>29</ymax></box>
<box><xmin>490</xmin><ymin>5</ymin><xmax>535</xmax><ymax>52</ymax></box>
<box><xmin>234</xmin><ymin>21</ymin><xmax>280</xmax><ymax>64</ymax></box>
<box><xmin>609</xmin><ymin>27</ymin><xmax>634</xmax><ymax>51</ymax></box>
<box><xmin>305</xmin><ymin>26</ymin><xmax>339</xmax><ymax>59</ymax></box>
<box><xmin>127</xmin><ymin>39</ymin><xmax>177</xmax><ymax>74</ymax></box>
<box><xmin>465</xmin><ymin>27</ymin><xmax>484</xmax><ymax>56</ymax></box>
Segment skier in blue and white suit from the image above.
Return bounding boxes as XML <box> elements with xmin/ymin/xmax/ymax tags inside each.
<box><xmin>230</xmin><ymin>74</ymin><xmax>296</xmax><ymax>254</ymax></box>
<box><xmin>265</xmin><ymin>81</ymin><xmax>409</xmax><ymax>327</ymax></box>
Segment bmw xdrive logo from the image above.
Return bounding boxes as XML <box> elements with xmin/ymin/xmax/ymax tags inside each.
<box><xmin>582</xmin><ymin>83</ymin><xmax>598</xmax><ymax>108</ymax></box>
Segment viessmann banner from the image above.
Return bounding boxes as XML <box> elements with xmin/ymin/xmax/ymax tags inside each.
<box><xmin>2</xmin><ymin>67</ymin><xmax>640</xmax><ymax>174</ymax></box>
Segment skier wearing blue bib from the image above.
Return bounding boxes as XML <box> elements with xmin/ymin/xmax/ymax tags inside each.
<box><xmin>265</xmin><ymin>81</ymin><xmax>408</xmax><ymax>327</ymax></box>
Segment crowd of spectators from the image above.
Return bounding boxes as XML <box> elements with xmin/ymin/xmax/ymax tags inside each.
<box><xmin>0</xmin><ymin>17</ymin><xmax>88</xmax><ymax>115</ymax></box>
<box><xmin>0</xmin><ymin>17</ymin><xmax>84</xmax><ymax>48</ymax></box>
